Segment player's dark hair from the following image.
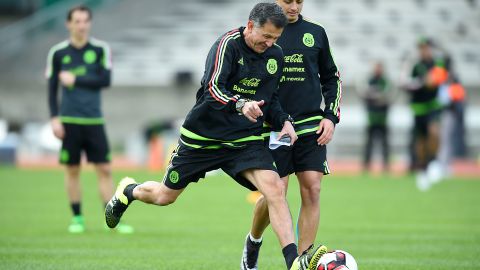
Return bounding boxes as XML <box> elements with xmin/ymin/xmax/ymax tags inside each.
<box><xmin>249</xmin><ymin>2</ymin><xmax>288</xmax><ymax>29</ymax></box>
<box><xmin>67</xmin><ymin>5</ymin><xmax>92</xmax><ymax>21</ymax></box>
<box><xmin>417</xmin><ymin>36</ymin><xmax>434</xmax><ymax>47</ymax></box>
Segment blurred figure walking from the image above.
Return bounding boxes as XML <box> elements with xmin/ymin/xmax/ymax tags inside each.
<box><xmin>403</xmin><ymin>38</ymin><xmax>448</xmax><ymax>190</ymax></box>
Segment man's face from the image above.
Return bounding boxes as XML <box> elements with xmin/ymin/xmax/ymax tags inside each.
<box><xmin>245</xmin><ymin>20</ymin><xmax>283</xmax><ymax>54</ymax></box>
<box><xmin>418</xmin><ymin>44</ymin><xmax>432</xmax><ymax>60</ymax></box>
<box><xmin>66</xmin><ymin>10</ymin><xmax>91</xmax><ymax>40</ymax></box>
<box><xmin>374</xmin><ymin>63</ymin><xmax>384</xmax><ymax>76</ymax></box>
<box><xmin>276</xmin><ymin>0</ymin><xmax>304</xmax><ymax>23</ymax></box>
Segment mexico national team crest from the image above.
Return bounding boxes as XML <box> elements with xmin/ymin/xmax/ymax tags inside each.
<box><xmin>266</xmin><ymin>58</ymin><xmax>278</xmax><ymax>75</ymax></box>
<box><xmin>169</xmin><ymin>170</ymin><xmax>179</xmax><ymax>183</ymax></box>
<box><xmin>83</xmin><ymin>49</ymin><xmax>97</xmax><ymax>64</ymax></box>
<box><xmin>303</xmin><ymin>33</ymin><xmax>315</xmax><ymax>47</ymax></box>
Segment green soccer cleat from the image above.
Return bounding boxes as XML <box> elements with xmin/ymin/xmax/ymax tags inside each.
<box><xmin>105</xmin><ymin>177</ymin><xmax>137</xmax><ymax>229</ymax></box>
<box><xmin>68</xmin><ymin>215</ymin><xmax>85</xmax><ymax>234</ymax></box>
<box><xmin>290</xmin><ymin>244</ymin><xmax>328</xmax><ymax>270</ymax></box>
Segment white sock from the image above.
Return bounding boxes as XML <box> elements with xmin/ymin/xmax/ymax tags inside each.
<box><xmin>249</xmin><ymin>233</ymin><xmax>263</xmax><ymax>243</ymax></box>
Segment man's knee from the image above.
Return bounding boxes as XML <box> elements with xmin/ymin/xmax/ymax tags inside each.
<box><xmin>262</xmin><ymin>176</ymin><xmax>286</xmax><ymax>202</ymax></box>
<box><xmin>301</xmin><ymin>184</ymin><xmax>321</xmax><ymax>206</ymax></box>
<box><xmin>299</xmin><ymin>174</ymin><xmax>322</xmax><ymax>205</ymax></box>
<box><xmin>96</xmin><ymin>164</ymin><xmax>112</xmax><ymax>178</ymax></box>
<box><xmin>66</xmin><ymin>166</ymin><xmax>81</xmax><ymax>178</ymax></box>
<box><xmin>303</xmin><ymin>179</ymin><xmax>321</xmax><ymax>194</ymax></box>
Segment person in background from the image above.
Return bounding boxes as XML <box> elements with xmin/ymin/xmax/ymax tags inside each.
<box><xmin>361</xmin><ymin>62</ymin><xmax>392</xmax><ymax>174</ymax></box>
<box><xmin>404</xmin><ymin>38</ymin><xmax>447</xmax><ymax>190</ymax></box>
<box><xmin>46</xmin><ymin>5</ymin><xmax>133</xmax><ymax>233</ymax></box>
<box><xmin>241</xmin><ymin>0</ymin><xmax>342</xmax><ymax>269</ymax></box>
<box><xmin>429</xmin><ymin>73</ymin><xmax>467</xmax><ymax>183</ymax></box>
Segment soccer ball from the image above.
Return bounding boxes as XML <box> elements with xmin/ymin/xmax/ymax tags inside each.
<box><xmin>316</xmin><ymin>250</ymin><xmax>358</xmax><ymax>270</ymax></box>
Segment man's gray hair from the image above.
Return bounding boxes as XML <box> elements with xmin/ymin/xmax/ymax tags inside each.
<box><xmin>249</xmin><ymin>2</ymin><xmax>288</xmax><ymax>28</ymax></box>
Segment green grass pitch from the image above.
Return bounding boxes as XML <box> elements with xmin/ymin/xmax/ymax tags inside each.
<box><xmin>0</xmin><ymin>167</ymin><xmax>479</xmax><ymax>269</ymax></box>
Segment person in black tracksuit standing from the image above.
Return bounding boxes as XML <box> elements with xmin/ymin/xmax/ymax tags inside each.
<box><xmin>362</xmin><ymin>62</ymin><xmax>391</xmax><ymax>173</ymax></box>
<box><xmin>241</xmin><ymin>1</ymin><xmax>342</xmax><ymax>269</ymax></box>
<box><xmin>105</xmin><ymin>3</ymin><xmax>327</xmax><ymax>270</ymax></box>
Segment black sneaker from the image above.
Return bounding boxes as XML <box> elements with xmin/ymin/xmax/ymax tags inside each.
<box><xmin>240</xmin><ymin>234</ymin><xmax>262</xmax><ymax>270</ymax></box>
<box><xmin>105</xmin><ymin>177</ymin><xmax>136</xmax><ymax>228</ymax></box>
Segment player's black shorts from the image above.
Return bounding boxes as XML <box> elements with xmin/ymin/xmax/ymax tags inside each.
<box><xmin>60</xmin><ymin>123</ymin><xmax>111</xmax><ymax>165</ymax></box>
<box><xmin>270</xmin><ymin>134</ymin><xmax>330</xmax><ymax>178</ymax></box>
<box><xmin>163</xmin><ymin>142</ymin><xmax>277</xmax><ymax>191</ymax></box>
<box><xmin>414</xmin><ymin>110</ymin><xmax>440</xmax><ymax>137</ymax></box>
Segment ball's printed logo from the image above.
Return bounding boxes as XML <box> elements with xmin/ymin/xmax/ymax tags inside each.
<box><xmin>83</xmin><ymin>50</ymin><xmax>97</xmax><ymax>64</ymax></box>
<box><xmin>169</xmin><ymin>170</ymin><xmax>179</xmax><ymax>183</ymax></box>
<box><xmin>266</xmin><ymin>59</ymin><xmax>278</xmax><ymax>74</ymax></box>
<box><xmin>303</xmin><ymin>33</ymin><xmax>315</xmax><ymax>47</ymax></box>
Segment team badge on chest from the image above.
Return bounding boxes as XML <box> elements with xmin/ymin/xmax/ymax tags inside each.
<box><xmin>83</xmin><ymin>49</ymin><xmax>97</xmax><ymax>64</ymax></box>
<box><xmin>266</xmin><ymin>58</ymin><xmax>278</xmax><ymax>75</ymax></box>
<box><xmin>303</xmin><ymin>33</ymin><xmax>315</xmax><ymax>47</ymax></box>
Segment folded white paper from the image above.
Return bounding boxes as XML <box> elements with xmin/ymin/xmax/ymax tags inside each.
<box><xmin>268</xmin><ymin>131</ymin><xmax>291</xmax><ymax>150</ymax></box>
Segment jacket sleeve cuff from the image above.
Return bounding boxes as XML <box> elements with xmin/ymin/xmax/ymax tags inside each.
<box><xmin>324</xmin><ymin>113</ymin><xmax>339</xmax><ymax>125</ymax></box>
<box><xmin>275</xmin><ymin>113</ymin><xmax>291</xmax><ymax>129</ymax></box>
<box><xmin>228</xmin><ymin>95</ymin><xmax>242</xmax><ymax>113</ymax></box>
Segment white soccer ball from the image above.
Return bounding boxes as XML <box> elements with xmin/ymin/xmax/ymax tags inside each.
<box><xmin>316</xmin><ymin>250</ymin><xmax>358</xmax><ymax>270</ymax></box>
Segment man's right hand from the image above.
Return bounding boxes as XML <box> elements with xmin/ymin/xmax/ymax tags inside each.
<box><xmin>51</xmin><ymin>117</ymin><xmax>65</xmax><ymax>139</ymax></box>
<box><xmin>59</xmin><ymin>71</ymin><xmax>76</xmax><ymax>87</ymax></box>
<box><xmin>242</xmin><ymin>100</ymin><xmax>265</xmax><ymax>123</ymax></box>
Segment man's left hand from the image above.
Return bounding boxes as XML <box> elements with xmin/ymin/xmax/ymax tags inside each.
<box><xmin>316</xmin><ymin>118</ymin><xmax>335</xmax><ymax>145</ymax></box>
<box><xmin>278</xmin><ymin>121</ymin><xmax>298</xmax><ymax>145</ymax></box>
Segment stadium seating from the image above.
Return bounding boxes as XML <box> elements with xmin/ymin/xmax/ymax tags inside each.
<box><xmin>105</xmin><ymin>0</ymin><xmax>479</xmax><ymax>87</ymax></box>
<box><xmin>0</xmin><ymin>0</ymin><xmax>478</xmax><ymax>159</ymax></box>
